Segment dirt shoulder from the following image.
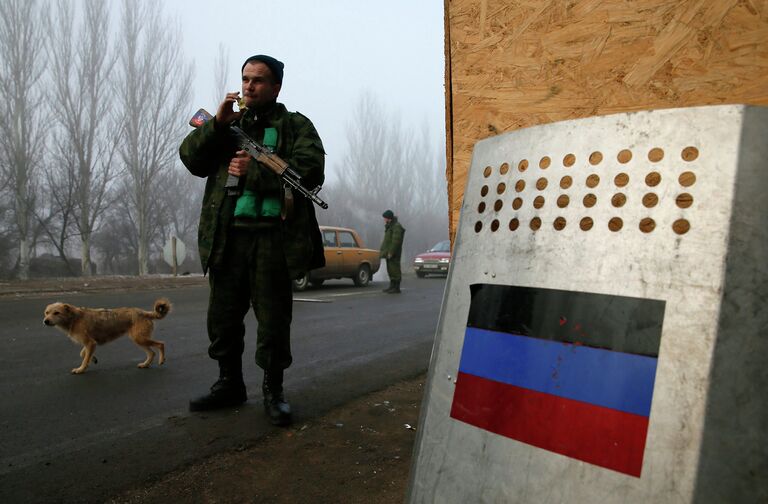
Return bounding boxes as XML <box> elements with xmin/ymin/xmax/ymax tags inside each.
<box><xmin>107</xmin><ymin>375</ymin><xmax>424</xmax><ymax>504</ymax></box>
<box><xmin>0</xmin><ymin>274</ymin><xmax>207</xmax><ymax>299</ymax></box>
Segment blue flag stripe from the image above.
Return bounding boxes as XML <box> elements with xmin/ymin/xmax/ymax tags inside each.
<box><xmin>458</xmin><ymin>327</ymin><xmax>658</xmax><ymax>417</ymax></box>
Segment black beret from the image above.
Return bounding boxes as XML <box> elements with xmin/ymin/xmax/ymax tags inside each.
<box><xmin>242</xmin><ymin>54</ymin><xmax>284</xmax><ymax>84</ymax></box>
<box><xmin>382</xmin><ymin>210</ymin><xmax>394</xmax><ymax>219</ymax></box>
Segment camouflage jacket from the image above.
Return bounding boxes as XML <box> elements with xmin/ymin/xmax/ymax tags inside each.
<box><xmin>179</xmin><ymin>102</ymin><xmax>325</xmax><ymax>278</ymax></box>
<box><xmin>380</xmin><ymin>218</ymin><xmax>405</xmax><ymax>259</ymax></box>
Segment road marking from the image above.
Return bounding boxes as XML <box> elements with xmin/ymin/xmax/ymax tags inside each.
<box><xmin>295</xmin><ymin>288</ymin><xmax>396</xmax><ymax>303</ymax></box>
<box><xmin>324</xmin><ymin>290</ymin><xmax>395</xmax><ymax>298</ymax></box>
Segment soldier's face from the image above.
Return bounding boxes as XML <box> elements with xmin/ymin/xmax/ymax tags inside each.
<box><xmin>242</xmin><ymin>62</ymin><xmax>281</xmax><ymax>110</ymax></box>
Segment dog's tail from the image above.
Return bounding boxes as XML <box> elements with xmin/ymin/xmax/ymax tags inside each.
<box><xmin>146</xmin><ymin>298</ymin><xmax>172</xmax><ymax>319</ymax></box>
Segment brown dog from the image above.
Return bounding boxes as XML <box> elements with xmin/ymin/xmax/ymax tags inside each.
<box><xmin>43</xmin><ymin>298</ymin><xmax>171</xmax><ymax>374</ymax></box>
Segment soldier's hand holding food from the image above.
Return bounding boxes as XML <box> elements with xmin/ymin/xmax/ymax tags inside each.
<box><xmin>215</xmin><ymin>91</ymin><xmax>244</xmax><ymax>127</ymax></box>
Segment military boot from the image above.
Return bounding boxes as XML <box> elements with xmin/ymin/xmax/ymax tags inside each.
<box><xmin>382</xmin><ymin>280</ymin><xmax>394</xmax><ymax>293</ymax></box>
<box><xmin>189</xmin><ymin>360</ymin><xmax>247</xmax><ymax>412</ymax></box>
<box><xmin>263</xmin><ymin>368</ymin><xmax>291</xmax><ymax>426</ymax></box>
<box><xmin>389</xmin><ymin>279</ymin><xmax>401</xmax><ymax>294</ymax></box>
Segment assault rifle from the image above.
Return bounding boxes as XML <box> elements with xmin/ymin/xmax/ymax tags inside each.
<box><xmin>188</xmin><ymin>108</ymin><xmax>328</xmax><ymax>210</ymax></box>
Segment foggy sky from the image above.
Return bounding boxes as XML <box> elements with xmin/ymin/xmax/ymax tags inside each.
<box><xmin>162</xmin><ymin>0</ymin><xmax>447</xmax><ymax>179</ymax></box>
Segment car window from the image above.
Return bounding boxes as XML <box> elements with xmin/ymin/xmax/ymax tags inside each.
<box><xmin>339</xmin><ymin>232</ymin><xmax>357</xmax><ymax>248</ymax></box>
<box><xmin>430</xmin><ymin>240</ymin><xmax>450</xmax><ymax>252</ymax></box>
<box><xmin>323</xmin><ymin>230</ymin><xmax>337</xmax><ymax>247</ymax></box>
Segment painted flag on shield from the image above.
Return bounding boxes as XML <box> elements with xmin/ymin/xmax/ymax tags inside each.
<box><xmin>450</xmin><ymin>284</ymin><xmax>665</xmax><ymax>477</ymax></box>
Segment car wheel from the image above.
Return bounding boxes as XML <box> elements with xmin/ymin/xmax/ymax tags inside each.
<box><xmin>416</xmin><ymin>272</ymin><xmax>426</xmax><ymax>278</ymax></box>
<box><xmin>310</xmin><ymin>278</ymin><xmax>325</xmax><ymax>287</ymax></box>
<box><xmin>293</xmin><ymin>274</ymin><xmax>310</xmax><ymax>292</ymax></box>
<box><xmin>353</xmin><ymin>265</ymin><xmax>371</xmax><ymax>287</ymax></box>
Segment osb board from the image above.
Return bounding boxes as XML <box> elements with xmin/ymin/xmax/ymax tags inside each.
<box><xmin>445</xmin><ymin>0</ymin><xmax>768</xmax><ymax>240</ymax></box>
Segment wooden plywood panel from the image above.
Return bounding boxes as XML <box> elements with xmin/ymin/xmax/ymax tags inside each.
<box><xmin>445</xmin><ymin>0</ymin><xmax>768</xmax><ymax>239</ymax></box>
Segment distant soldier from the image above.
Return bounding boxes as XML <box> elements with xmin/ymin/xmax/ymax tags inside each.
<box><xmin>380</xmin><ymin>210</ymin><xmax>405</xmax><ymax>294</ymax></box>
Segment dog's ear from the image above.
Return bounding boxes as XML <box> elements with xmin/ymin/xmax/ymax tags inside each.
<box><xmin>62</xmin><ymin>304</ymin><xmax>72</xmax><ymax>313</ymax></box>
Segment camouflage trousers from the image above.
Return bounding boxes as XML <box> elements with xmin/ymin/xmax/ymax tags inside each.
<box><xmin>385</xmin><ymin>257</ymin><xmax>402</xmax><ymax>282</ymax></box>
<box><xmin>207</xmin><ymin>226</ymin><xmax>293</xmax><ymax>371</ymax></box>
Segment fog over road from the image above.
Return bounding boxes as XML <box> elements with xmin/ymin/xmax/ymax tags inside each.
<box><xmin>0</xmin><ymin>277</ymin><xmax>446</xmax><ymax>503</ymax></box>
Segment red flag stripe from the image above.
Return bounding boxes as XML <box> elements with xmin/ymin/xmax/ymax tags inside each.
<box><xmin>450</xmin><ymin>372</ymin><xmax>650</xmax><ymax>477</ymax></box>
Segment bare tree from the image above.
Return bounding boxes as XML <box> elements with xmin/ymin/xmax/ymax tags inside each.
<box><xmin>0</xmin><ymin>0</ymin><xmax>47</xmax><ymax>279</ymax></box>
<box><xmin>44</xmin><ymin>0</ymin><xmax>119</xmax><ymax>276</ymax></box>
<box><xmin>115</xmin><ymin>0</ymin><xmax>194</xmax><ymax>275</ymax></box>
<box><xmin>324</xmin><ymin>92</ymin><xmax>448</xmax><ymax>261</ymax></box>
<box><xmin>324</xmin><ymin>93</ymin><xmax>399</xmax><ymax>239</ymax></box>
<box><xmin>156</xmin><ymin>166</ymin><xmax>204</xmax><ymax>269</ymax></box>
<box><xmin>397</xmin><ymin>120</ymin><xmax>449</xmax><ymax>257</ymax></box>
<box><xmin>212</xmin><ymin>42</ymin><xmax>230</xmax><ymax>106</ymax></box>
<box><xmin>0</xmin><ymin>194</ymin><xmax>18</xmax><ymax>277</ymax></box>
<box><xmin>92</xmin><ymin>186</ymin><xmax>139</xmax><ymax>275</ymax></box>
<box><xmin>33</xmin><ymin>158</ymin><xmax>78</xmax><ymax>276</ymax></box>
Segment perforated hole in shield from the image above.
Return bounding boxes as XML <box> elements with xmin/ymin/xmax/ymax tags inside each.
<box><xmin>472</xmin><ymin>145</ymin><xmax>699</xmax><ymax>235</ymax></box>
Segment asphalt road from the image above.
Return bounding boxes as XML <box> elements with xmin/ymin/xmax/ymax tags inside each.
<box><xmin>0</xmin><ymin>276</ymin><xmax>447</xmax><ymax>503</ymax></box>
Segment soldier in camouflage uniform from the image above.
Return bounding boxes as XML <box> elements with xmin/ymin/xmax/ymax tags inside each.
<box><xmin>179</xmin><ymin>55</ymin><xmax>325</xmax><ymax>426</ymax></box>
<box><xmin>380</xmin><ymin>209</ymin><xmax>405</xmax><ymax>294</ymax></box>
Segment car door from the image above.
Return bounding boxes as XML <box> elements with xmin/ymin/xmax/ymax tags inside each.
<box><xmin>338</xmin><ymin>230</ymin><xmax>362</xmax><ymax>276</ymax></box>
<box><xmin>320</xmin><ymin>229</ymin><xmax>342</xmax><ymax>277</ymax></box>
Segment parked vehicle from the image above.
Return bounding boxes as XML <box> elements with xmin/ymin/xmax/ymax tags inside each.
<box><xmin>413</xmin><ymin>240</ymin><xmax>451</xmax><ymax>278</ymax></box>
<box><xmin>293</xmin><ymin>226</ymin><xmax>381</xmax><ymax>291</ymax></box>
